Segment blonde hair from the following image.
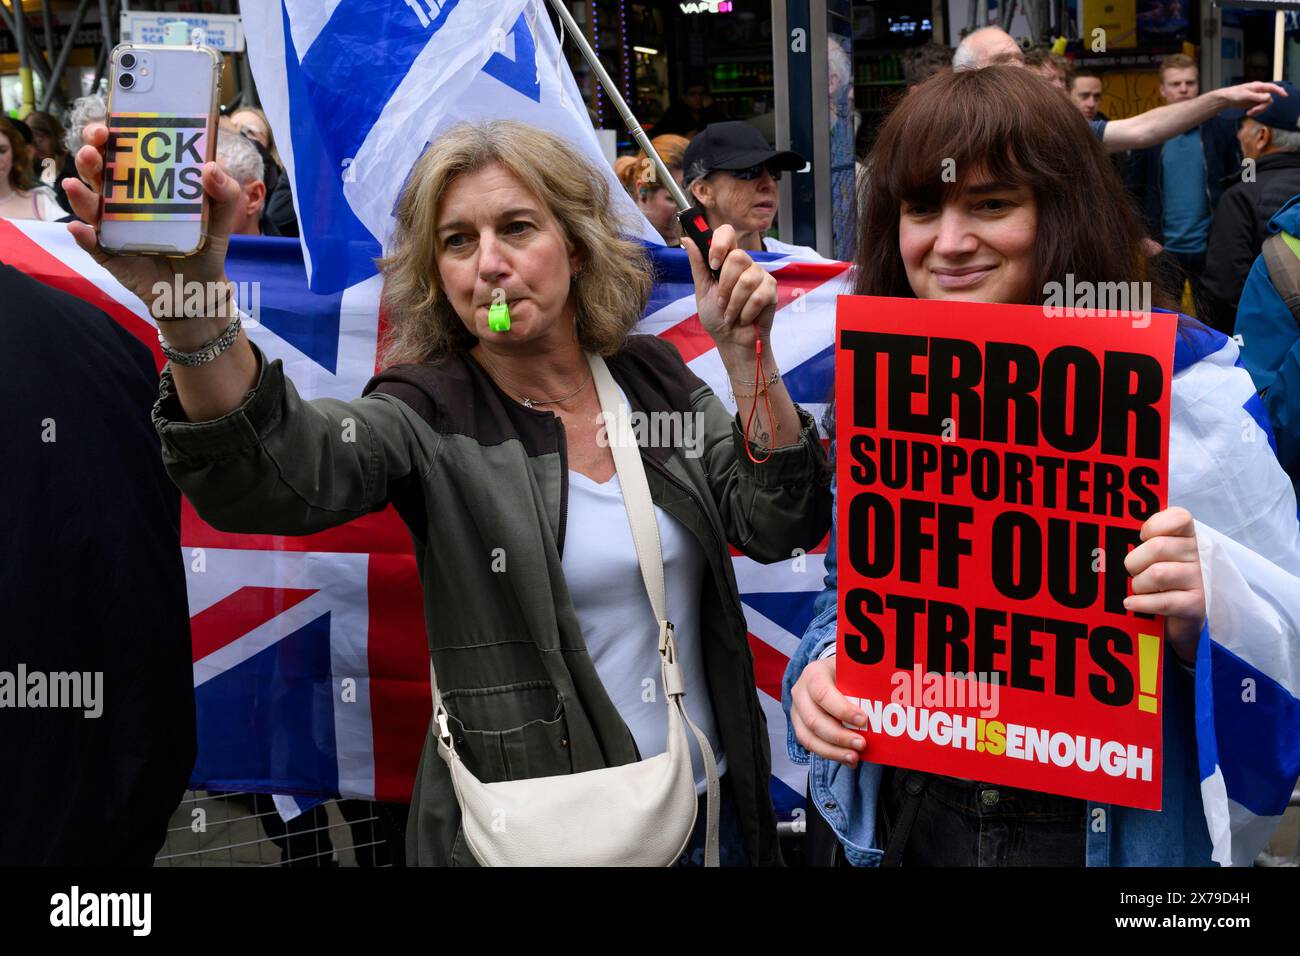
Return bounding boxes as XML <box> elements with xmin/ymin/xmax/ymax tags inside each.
<box><xmin>378</xmin><ymin>121</ymin><xmax>651</xmax><ymax>365</ymax></box>
<box><xmin>1159</xmin><ymin>53</ymin><xmax>1197</xmax><ymax>81</ymax></box>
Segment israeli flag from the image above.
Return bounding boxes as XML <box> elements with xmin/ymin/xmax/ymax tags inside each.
<box><xmin>1169</xmin><ymin>324</ymin><xmax>1300</xmax><ymax>865</ymax></box>
<box><xmin>243</xmin><ymin>0</ymin><xmax>661</xmax><ymax>294</ymax></box>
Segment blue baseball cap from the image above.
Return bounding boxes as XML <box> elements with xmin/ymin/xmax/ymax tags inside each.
<box><xmin>1247</xmin><ymin>81</ymin><xmax>1300</xmax><ymax>131</ymax></box>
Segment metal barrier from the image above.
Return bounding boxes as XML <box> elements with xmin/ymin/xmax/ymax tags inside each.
<box><xmin>155</xmin><ymin>787</ymin><xmax>1296</xmax><ymax>867</ymax></box>
<box><xmin>154</xmin><ymin>791</ymin><xmax>401</xmax><ymax>867</ymax></box>
<box><xmin>1257</xmin><ymin>787</ymin><xmax>1300</xmax><ymax>867</ymax></box>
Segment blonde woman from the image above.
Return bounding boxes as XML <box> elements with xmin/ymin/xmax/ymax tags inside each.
<box><xmin>64</xmin><ymin>119</ymin><xmax>831</xmax><ymax>866</ymax></box>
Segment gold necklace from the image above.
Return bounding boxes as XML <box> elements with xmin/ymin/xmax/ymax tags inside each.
<box><xmin>477</xmin><ymin>351</ymin><xmax>591</xmax><ymax>409</ymax></box>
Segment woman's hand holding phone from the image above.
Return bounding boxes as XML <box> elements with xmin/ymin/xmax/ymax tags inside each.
<box><xmin>63</xmin><ymin>120</ymin><xmax>243</xmax><ymax>340</ymax></box>
<box><xmin>64</xmin><ymin>120</ymin><xmax>260</xmax><ymax>423</ymax></box>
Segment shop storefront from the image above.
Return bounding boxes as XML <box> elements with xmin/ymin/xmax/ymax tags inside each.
<box><xmin>558</xmin><ymin>0</ymin><xmax>939</xmax><ymax>150</ymax></box>
<box><xmin>1214</xmin><ymin>3</ymin><xmax>1300</xmax><ymax>87</ymax></box>
<box><xmin>557</xmin><ymin>0</ymin><xmax>779</xmax><ymax>145</ymax></box>
<box><xmin>2</xmin><ymin>2</ymin><xmax>245</xmax><ymax>120</ymax></box>
<box><xmin>852</xmin><ymin>0</ymin><xmax>938</xmax><ymax>148</ymax></box>
<box><xmin>500</xmin><ymin>2</ymin><xmax>1300</xmax><ymax>251</ymax></box>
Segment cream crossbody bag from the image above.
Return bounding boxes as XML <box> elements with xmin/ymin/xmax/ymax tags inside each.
<box><xmin>429</xmin><ymin>353</ymin><xmax>720</xmax><ymax>867</ymax></box>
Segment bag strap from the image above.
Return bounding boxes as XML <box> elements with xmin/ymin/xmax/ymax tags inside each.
<box><xmin>589</xmin><ymin>355</ymin><xmax>667</xmax><ymax>622</ymax></box>
<box><xmin>588</xmin><ymin>352</ymin><xmax>721</xmax><ymax>867</ymax></box>
<box><xmin>1262</xmin><ymin>231</ymin><xmax>1300</xmax><ymax>325</ymax></box>
<box><xmin>881</xmin><ymin>771</ymin><xmax>929</xmax><ymax>867</ymax></box>
<box><xmin>428</xmin><ymin>355</ymin><xmax>721</xmax><ymax>867</ymax></box>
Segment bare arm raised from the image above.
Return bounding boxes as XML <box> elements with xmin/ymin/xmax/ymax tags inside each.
<box><xmin>1102</xmin><ymin>82</ymin><xmax>1285</xmax><ymax>153</ymax></box>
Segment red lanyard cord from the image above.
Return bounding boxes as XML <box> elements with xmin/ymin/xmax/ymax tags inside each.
<box><xmin>743</xmin><ymin>338</ymin><xmax>774</xmax><ymax>465</ymax></box>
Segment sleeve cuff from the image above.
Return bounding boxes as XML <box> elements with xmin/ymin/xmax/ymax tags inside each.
<box><xmin>731</xmin><ymin>404</ymin><xmax>829</xmax><ymax>488</ymax></box>
<box><xmin>153</xmin><ymin>339</ymin><xmax>283</xmax><ymax>463</ymax></box>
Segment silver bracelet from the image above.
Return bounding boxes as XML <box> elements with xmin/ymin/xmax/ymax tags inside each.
<box><xmin>735</xmin><ymin>367</ymin><xmax>781</xmax><ymax>387</ymax></box>
<box><xmin>158</xmin><ymin>311</ymin><xmax>243</xmax><ymax>367</ymax></box>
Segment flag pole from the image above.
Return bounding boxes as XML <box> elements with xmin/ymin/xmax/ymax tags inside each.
<box><xmin>543</xmin><ymin>0</ymin><xmax>691</xmax><ymax>213</ymax></box>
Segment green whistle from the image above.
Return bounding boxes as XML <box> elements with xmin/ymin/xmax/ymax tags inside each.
<box><xmin>488</xmin><ymin>300</ymin><xmax>511</xmax><ymax>332</ymax></box>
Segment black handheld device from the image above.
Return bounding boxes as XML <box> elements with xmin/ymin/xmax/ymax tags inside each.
<box><xmin>678</xmin><ymin>205</ymin><xmax>719</xmax><ymax>280</ymax></box>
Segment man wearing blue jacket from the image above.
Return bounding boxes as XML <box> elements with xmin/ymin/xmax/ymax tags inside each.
<box><xmin>1235</xmin><ymin>193</ymin><xmax>1300</xmax><ymax>495</ymax></box>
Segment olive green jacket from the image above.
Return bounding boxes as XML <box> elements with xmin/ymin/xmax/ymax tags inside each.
<box><xmin>153</xmin><ymin>333</ymin><xmax>831</xmax><ymax>865</ymax></box>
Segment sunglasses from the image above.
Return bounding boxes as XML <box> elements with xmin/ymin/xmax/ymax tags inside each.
<box><xmin>724</xmin><ymin>164</ymin><xmax>782</xmax><ymax>182</ymax></box>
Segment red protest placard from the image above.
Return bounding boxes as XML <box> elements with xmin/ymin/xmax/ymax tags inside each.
<box><xmin>834</xmin><ymin>296</ymin><xmax>1177</xmax><ymax>810</ymax></box>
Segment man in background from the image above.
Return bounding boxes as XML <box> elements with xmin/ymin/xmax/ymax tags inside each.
<box><xmin>654</xmin><ymin>79</ymin><xmax>725</xmax><ymax>139</ymax></box>
<box><xmin>1069</xmin><ymin>67</ymin><xmax>1106</xmax><ymax>121</ymax></box>
<box><xmin>215</xmin><ymin>130</ymin><xmax>277</xmax><ymax>237</ymax></box>
<box><xmin>952</xmin><ymin>26</ymin><xmax>1024</xmax><ymax>69</ymax></box>
<box><xmin>1126</xmin><ymin>55</ymin><xmax>1241</xmax><ymax>308</ymax></box>
<box><xmin>1201</xmin><ymin>82</ymin><xmax>1300</xmax><ymax>333</ymax></box>
<box><xmin>1025</xmin><ymin>47</ymin><xmax>1069</xmax><ymax>91</ymax></box>
<box><xmin>953</xmin><ymin>27</ymin><xmax>1283</xmax><ymax>154</ymax></box>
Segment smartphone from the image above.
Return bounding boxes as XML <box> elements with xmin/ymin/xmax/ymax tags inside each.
<box><xmin>99</xmin><ymin>43</ymin><xmax>222</xmax><ymax>256</ymax></box>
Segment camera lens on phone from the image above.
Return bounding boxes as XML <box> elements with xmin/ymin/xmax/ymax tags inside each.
<box><xmin>120</xmin><ymin>53</ymin><xmax>137</xmax><ymax>70</ymax></box>
<box><xmin>118</xmin><ymin>72</ymin><xmax>135</xmax><ymax>90</ymax></box>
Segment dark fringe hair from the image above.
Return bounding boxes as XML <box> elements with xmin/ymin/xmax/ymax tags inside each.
<box><xmin>853</xmin><ymin>65</ymin><xmax>1168</xmax><ymax>310</ymax></box>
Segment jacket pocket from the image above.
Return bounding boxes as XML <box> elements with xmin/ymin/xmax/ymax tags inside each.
<box><xmin>441</xmin><ymin>679</ymin><xmax>573</xmax><ymax>783</ymax></box>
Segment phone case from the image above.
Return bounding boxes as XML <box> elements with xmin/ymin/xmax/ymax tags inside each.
<box><xmin>99</xmin><ymin>43</ymin><xmax>222</xmax><ymax>256</ymax></box>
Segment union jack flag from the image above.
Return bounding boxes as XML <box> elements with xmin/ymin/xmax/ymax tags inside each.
<box><xmin>0</xmin><ymin>219</ymin><xmax>848</xmax><ymax>821</ymax></box>
<box><xmin>0</xmin><ymin>0</ymin><xmax>854</xmax><ymax>825</ymax></box>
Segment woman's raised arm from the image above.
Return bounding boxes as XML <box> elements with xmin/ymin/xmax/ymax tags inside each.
<box><xmin>64</xmin><ymin>121</ymin><xmax>258</xmax><ymax>423</ymax></box>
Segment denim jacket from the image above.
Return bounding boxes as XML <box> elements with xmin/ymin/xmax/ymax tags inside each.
<box><xmin>781</xmin><ymin>468</ymin><xmax>1215</xmax><ymax>867</ymax></box>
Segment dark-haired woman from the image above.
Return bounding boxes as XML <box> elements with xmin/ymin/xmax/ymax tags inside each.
<box><xmin>784</xmin><ymin>65</ymin><xmax>1300</xmax><ymax>867</ymax></box>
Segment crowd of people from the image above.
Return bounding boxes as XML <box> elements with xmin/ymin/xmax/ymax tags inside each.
<box><xmin>3</xmin><ymin>25</ymin><xmax>1299</xmax><ymax>869</ymax></box>
<box><xmin>0</xmin><ymin>97</ymin><xmax>297</xmax><ymax>237</ymax></box>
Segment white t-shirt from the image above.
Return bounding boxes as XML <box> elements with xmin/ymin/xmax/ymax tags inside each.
<box><xmin>763</xmin><ymin>236</ymin><xmax>829</xmax><ymax>260</ymax></box>
<box><xmin>561</xmin><ymin>468</ymin><xmax>727</xmax><ymax>793</ymax></box>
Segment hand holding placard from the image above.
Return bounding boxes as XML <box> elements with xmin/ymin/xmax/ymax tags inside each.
<box><xmin>1123</xmin><ymin>506</ymin><xmax>1205</xmax><ymax>665</ymax></box>
<box><xmin>833</xmin><ymin>296</ymin><xmax>1177</xmax><ymax>810</ymax></box>
<box><xmin>790</xmin><ymin>657</ymin><xmax>868</xmax><ymax>767</ymax></box>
